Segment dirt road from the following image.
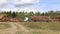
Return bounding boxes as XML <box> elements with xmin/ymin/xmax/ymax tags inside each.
<box><xmin>0</xmin><ymin>22</ymin><xmax>29</xmax><ymax>34</ymax></box>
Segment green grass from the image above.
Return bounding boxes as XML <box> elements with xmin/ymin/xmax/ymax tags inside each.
<box><xmin>19</xmin><ymin>22</ymin><xmax>60</xmax><ymax>31</ymax></box>
<box><xmin>0</xmin><ymin>23</ymin><xmax>11</xmax><ymax>29</ymax></box>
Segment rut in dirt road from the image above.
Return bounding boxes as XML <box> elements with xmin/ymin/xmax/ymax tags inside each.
<box><xmin>0</xmin><ymin>22</ymin><xmax>18</xmax><ymax>34</ymax></box>
<box><xmin>0</xmin><ymin>22</ymin><xmax>30</xmax><ymax>34</ymax></box>
<box><xmin>14</xmin><ymin>23</ymin><xmax>30</xmax><ymax>34</ymax></box>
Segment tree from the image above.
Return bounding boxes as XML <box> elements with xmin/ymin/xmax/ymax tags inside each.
<box><xmin>47</xmin><ymin>10</ymin><xmax>56</xmax><ymax>19</ymax></box>
<box><xmin>2</xmin><ymin>11</ymin><xmax>12</xmax><ymax>17</ymax></box>
<box><xmin>12</xmin><ymin>12</ymin><xmax>17</xmax><ymax>18</ymax></box>
<box><xmin>27</xmin><ymin>12</ymin><xmax>34</xmax><ymax>17</ymax></box>
<box><xmin>41</xmin><ymin>12</ymin><xmax>45</xmax><ymax>16</ymax></box>
<box><xmin>16</xmin><ymin>12</ymin><xmax>26</xmax><ymax>19</ymax></box>
<box><xmin>35</xmin><ymin>12</ymin><xmax>40</xmax><ymax>16</ymax></box>
<box><xmin>57</xmin><ymin>11</ymin><xmax>60</xmax><ymax>16</ymax></box>
<box><xmin>44</xmin><ymin>12</ymin><xmax>49</xmax><ymax>16</ymax></box>
<box><xmin>7</xmin><ymin>11</ymin><xmax>12</xmax><ymax>17</ymax></box>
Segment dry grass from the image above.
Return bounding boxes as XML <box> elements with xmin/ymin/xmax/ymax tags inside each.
<box><xmin>0</xmin><ymin>22</ymin><xmax>60</xmax><ymax>34</ymax></box>
<box><xmin>19</xmin><ymin>22</ymin><xmax>60</xmax><ymax>31</ymax></box>
<box><xmin>15</xmin><ymin>31</ymin><xmax>24</xmax><ymax>34</ymax></box>
<box><xmin>0</xmin><ymin>23</ymin><xmax>11</xmax><ymax>29</ymax></box>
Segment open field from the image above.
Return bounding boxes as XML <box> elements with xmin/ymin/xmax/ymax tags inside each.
<box><xmin>0</xmin><ymin>22</ymin><xmax>60</xmax><ymax>34</ymax></box>
<box><xmin>20</xmin><ymin>22</ymin><xmax>60</xmax><ymax>31</ymax></box>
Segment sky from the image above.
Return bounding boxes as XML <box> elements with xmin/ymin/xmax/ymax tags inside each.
<box><xmin>0</xmin><ymin>0</ymin><xmax>60</xmax><ymax>12</ymax></box>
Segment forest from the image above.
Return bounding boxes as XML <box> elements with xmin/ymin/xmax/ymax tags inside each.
<box><xmin>1</xmin><ymin>10</ymin><xmax>60</xmax><ymax>19</ymax></box>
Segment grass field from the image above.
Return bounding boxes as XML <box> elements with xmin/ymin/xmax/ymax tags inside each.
<box><xmin>20</xmin><ymin>22</ymin><xmax>60</xmax><ymax>31</ymax></box>
<box><xmin>0</xmin><ymin>23</ymin><xmax>11</xmax><ymax>29</ymax></box>
<box><xmin>0</xmin><ymin>22</ymin><xmax>60</xmax><ymax>34</ymax></box>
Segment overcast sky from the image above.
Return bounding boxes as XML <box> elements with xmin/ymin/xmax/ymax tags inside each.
<box><xmin>0</xmin><ymin>0</ymin><xmax>60</xmax><ymax>12</ymax></box>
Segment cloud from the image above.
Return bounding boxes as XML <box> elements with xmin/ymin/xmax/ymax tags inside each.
<box><xmin>0</xmin><ymin>0</ymin><xmax>8</xmax><ymax>4</ymax></box>
<box><xmin>0</xmin><ymin>0</ymin><xmax>14</xmax><ymax>10</ymax></box>
<box><xmin>0</xmin><ymin>4</ymin><xmax>9</xmax><ymax>8</ymax></box>
<box><xmin>16</xmin><ymin>7</ymin><xmax>39</xmax><ymax>13</ymax></box>
<box><xmin>0</xmin><ymin>0</ymin><xmax>9</xmax><ymax>9</ymax></box>
<box><xmin>13</xmin><ymin>0</ymin><xmax>39</xmax><ymax>12</ymax></box>
<box><xmin>0</xmin><ymin>0</ymin><xmax>39</xmax><ymax>12</ymax></box>
<box><xmin>1</xmin><ymin>8</ymin><xmax>10</xmax><ymax>11</ymax></box>
<box><xmin>14</xmin><ymin>0</ymin><xmax>39</xmax><ymax>4</ymax></box>
<box><xmin>14</xmin><ymin>0</ymin><xmax>39</xmax><ymax>7</ymax></box>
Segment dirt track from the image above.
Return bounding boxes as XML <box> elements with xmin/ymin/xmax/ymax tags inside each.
<box><xmin>0</xmin><ymin>22</ymin><xmax>29</xmax><ymax>34</ymax></box>
<box><xmin>0</xmin><ymin>22</ymin><xmax>60</xmax><ymax>34</ymax></box>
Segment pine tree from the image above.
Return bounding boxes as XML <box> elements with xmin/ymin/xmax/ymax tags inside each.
<box><xmin>12</xmin><ymin>12</ymin><xmax>17</xmax><ymax>18</ymax></box>
<box><xmin>35</xmin><ymin>12</ymin><xmax>40</xmax><ymax>16</ymax></box>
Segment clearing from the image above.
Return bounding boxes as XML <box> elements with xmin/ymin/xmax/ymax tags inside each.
<box><xmin>0</xmin><ymin>22</ymin><xmax>60</xmax><ymax>34</ymax></box>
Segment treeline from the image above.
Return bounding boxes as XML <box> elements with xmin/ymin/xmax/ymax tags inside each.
<box><xmin>1</xmin><ymin>10</ymin><xmax>60</xmax><ymax>19</ymax></box>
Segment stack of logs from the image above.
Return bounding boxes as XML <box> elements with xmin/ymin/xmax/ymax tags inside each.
<box><xmin>0</xmin><ymin>14</ymin><xmax>22</xmax><ymax>22</ymax></box>
<box><xmin>30</xmin><ymin>16</ymin><xmax>51</xmax><ymax>22</ymax></box>
<box><xmin>0</xmin><ymin>13</ymin><xmax>60</xmax><ymax>22</ymax></box>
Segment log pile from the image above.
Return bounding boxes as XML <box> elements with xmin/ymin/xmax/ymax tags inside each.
<box><xmin>55</xmin><ymin>16</ymin><xmax>60</xmax><ymax>22</ymax></box>
<box><xmin>0</xmin><ymin>14</ymin><xmax>22</xmax><ymax>22</ymax></box>
<box><xmin>30</xmin><ymin>16</ymin><xmax>51</xmax><ymax>22</ymax></box>
<box><xmin>0</xmin><ymin>13</ymin><xmax>60</xmax><ymax>22</ymax></box>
